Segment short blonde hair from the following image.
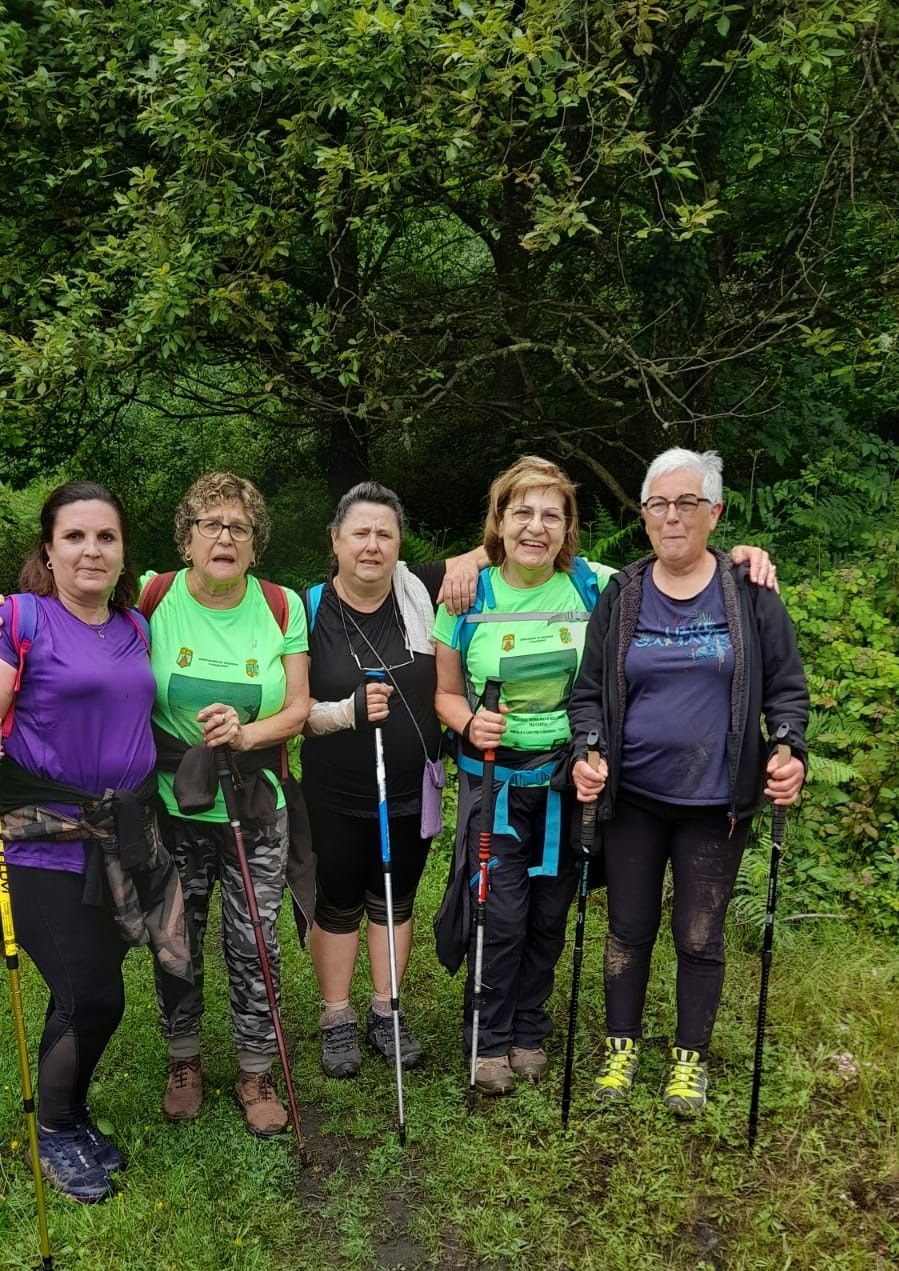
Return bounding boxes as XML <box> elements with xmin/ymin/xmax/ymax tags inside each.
<box><xmin>174</xmin><ymin>472</ymin><xmax>271</xmax><ymax>562</ymax></box>
<box><xmin>483</xmin><ymin>455</ymin><xmax>580</xmax><ymax>574</ymax></box>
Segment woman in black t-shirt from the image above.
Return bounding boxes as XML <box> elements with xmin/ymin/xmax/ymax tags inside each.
<box><xmin>301</xmin><ymin>482</ymin><xmax>484</xmax><ymax>1078</ymax></box>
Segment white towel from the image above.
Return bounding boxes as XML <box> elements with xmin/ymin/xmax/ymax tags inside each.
<box><xmin>392</xmin><ymin>561</ymin><xmax>437</xmax><ymax>656</ymax></box>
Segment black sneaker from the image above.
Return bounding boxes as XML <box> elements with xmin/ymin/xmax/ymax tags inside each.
<box><xmin>366</xmin><ymin>1008</ymin><xmax>423</xmax><ymax>1070</ymax></box>
<box><xmin>320</xmin><ymin>1010</ymin><xmax>362</xmax><ymax>1079</ymax></box>
<box><xmin>77</xmin><ymin>1107</ymin><xmax>126</xmax><ymax>1173</ymax></box>
<box><xmin>28</xmin><ymin>1127</ymin><xmax>114</xmax><ymax>1204</ymax></box>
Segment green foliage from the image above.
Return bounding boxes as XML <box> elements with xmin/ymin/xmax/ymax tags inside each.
<box><xmin>736</xmin><ymin>531</ymin><xmax>899</xmax><ymax>937</ymax></box>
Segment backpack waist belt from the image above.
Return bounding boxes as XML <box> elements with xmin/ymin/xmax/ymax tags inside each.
<box><xmin>455</xmin><ymin>753</ymin><xmax>561</xmax><ymax>879</ymax></box>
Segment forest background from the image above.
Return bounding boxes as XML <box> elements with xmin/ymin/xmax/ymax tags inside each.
<box><xmin>0</xmin><ymin>1</ymin><xmax>897</xmax><ymax>1267</ymax></box>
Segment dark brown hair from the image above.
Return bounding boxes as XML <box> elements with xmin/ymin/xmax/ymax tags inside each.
<box><xmin>18</xmin><ymin>481</ymin><xmax>137</xmax><ymax>608</ymax></box>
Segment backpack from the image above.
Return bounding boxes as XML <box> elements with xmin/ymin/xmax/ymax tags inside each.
<box><xmin>139</xmin><ymin>570</ymin><xmax>289</xmax><ymax>632</ymax></box>
<box><xmin>1</xmin><ymin>594</ymin><xmax>150</xmax><ymax>742</ymax></box>
<box><xmin>451</xmin><ymin>555</ymin><xmax>601</xmax><ymax>663</ymax></box>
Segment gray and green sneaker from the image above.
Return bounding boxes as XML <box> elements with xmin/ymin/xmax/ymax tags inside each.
<box><xmin>662</xmin><ymin>1046</ymin><xmax>708</xmax><ymax>1116</ymax></box>
<box><xmin>593</xmin><ymin>1036</ymin><xmax>640</xmax><ymax>1101</ymax></box>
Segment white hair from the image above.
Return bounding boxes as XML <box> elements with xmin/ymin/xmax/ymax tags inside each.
<box><xmin>641</xmin><ymin>448</ymin><xmax>724</xmax><ymax>505</ymax></box>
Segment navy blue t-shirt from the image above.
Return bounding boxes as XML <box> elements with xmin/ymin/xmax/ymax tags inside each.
<box><xmin>621</xmin><ymin>569</ymin><xmax>734</xmax><ymax>805</ymax></box>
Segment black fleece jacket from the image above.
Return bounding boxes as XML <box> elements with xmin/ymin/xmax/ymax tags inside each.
<box><xmin>567</xmin><ymin>551</ymin><xmax>809</xmax><ymax>825</ymax></box>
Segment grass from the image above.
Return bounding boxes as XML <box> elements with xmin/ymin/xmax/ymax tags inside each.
<box><xmin>2</xmin><ymin>833</ymin><xmax>897</xmax><ymax>1271</ymax></box>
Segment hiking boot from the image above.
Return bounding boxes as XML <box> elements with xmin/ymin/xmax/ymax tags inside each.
<box><xmin>28</xmin><ymin>1127</ymin><xmax>114</xmax><ymax>1204</ymax></box>
<box><xmin>234</xmin><ymin>1070</ymin><xmax>288</xmax><ymax>1138</ymax></box>
<box><xmin>474</xmin><ymin>1055</ymin><xmax>515</xmax><ymax>1096</ymax></box>
<box><xmin>367</xmin><ymin>1009</ymin><xmax>423</xmax><ymax>1070</ymax></box>
<box><xmin>77</xmin><ymin>1107</ymin><xmax>125</xmax><ymax>1173</ymax></box>
<box><xmin>593</xmin><ymin>1036</ymin><xmax>640</xmax><ymax>1101</ymax></box>
<box><xmin>320</xmin><ymin>1008</ymin><xmax>362</xmax><ymax>1078</ymax></box>
<box><xmin>509</xmin><ymin>1046</ymin><xmax>548</xmax><ymax>1083</ymax></box>
<box><xmin>663</xmin><ymin>1047</ymin><xmax>708</xmax><ymax>1116</ymax></box>
<box><xmin>163</xmin><ymin>1056</ymin><xmax>203</xmax><ymax>1122</ymax></box>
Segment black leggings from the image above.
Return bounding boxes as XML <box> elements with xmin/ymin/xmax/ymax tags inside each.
<box><xmin>6</xmin><ymin>866</ymin><xmax>127</xmax><ymax>1130</ymax></box>
<box><xmin>308</xmin><ymin>798</ymin><xmax>431</xmax><ymax>934</ymax></box>
<box><xmin>603</xmin><ymin>793</ymin><xmax>750</xmax><ymax>1057</ymax></box>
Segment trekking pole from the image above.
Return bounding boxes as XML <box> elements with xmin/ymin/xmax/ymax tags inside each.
<box><xmin>748</xmin><ymin>724</ymin><xmax>791</xmax><ymax>1151</ymax></box>
<box><xmin>561</xmin><ymin>731</ymin><xmax>602</xmax><ymax>1127</ymax></box>
<box><xmin>366</xmin><ymin>670</ymin><xmax>407</xmax><ymax>1147</ymax></box>
<box><xmin>213</xmin><ymin>747</ymin><xmax>307</xmax><ymax>1163</ymax></box>
<box><xmin>468</xmin><ymin>678</ymin><xmax>503</xmax><ymax>1106</ymax></box>
<box><xmin>0</xmin><ymin>816</ymin><xmax>53</xmax><ymax>1270</ymax></box>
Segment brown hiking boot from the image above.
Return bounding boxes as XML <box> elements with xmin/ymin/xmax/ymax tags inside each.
<box><xmin>474</xmin><ymin>1055</ymin><xmax>515</xmax><ymax>1096</ymax></box>
<box><xmin>163</xmin><ymin>1057</ymin><xmax>203</xmax><ymax>1122</ymax></box>
<box><xmin>234</xmin><ymin>1070</ymin><xmax>288</xmax><ymax>1138</ymax></box>
<box><xmin>509</xmin><ymin>1046</ymin><xmax>549</xmax><ymax>1083</ymax></box>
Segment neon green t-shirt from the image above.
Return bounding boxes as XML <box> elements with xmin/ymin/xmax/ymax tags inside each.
<box><xmin>433</xmin><ymin>563</ymin><xmax>614</xmax><ymax>751</ymax></box>
<box><xmin>141</xmin><ymin>569</ymin><xmax>308</xmax><ymax>821</ymax></box>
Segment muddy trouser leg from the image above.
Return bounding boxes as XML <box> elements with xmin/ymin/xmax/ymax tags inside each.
<box><xmin>669</xmin><ymin>807</ymin><xmax>750</xmax><ymax>1056</ymax></box>
<box><xmin>219</xmin><ymin>808</ymin><xmax>289</xmax><ymax>1071</ymax></box>
<box><xmin>511</xmin><ymin>795</ymin><xmax>579</xmax><ymax>1050</ymax></box>
<box><xmin>602</xmin><ymin>795</ymin><xmax>672</xmax><ymax>1040</ymax></box>
<box><xmin>463</xmin><ymin>784</ymin><xmax>545</xmax><ymax>1058</ymax></box>
<box><xmin>154</xmin><ymin>810</ymin><xmax>219</xmax><ymax>1055</ymax></box>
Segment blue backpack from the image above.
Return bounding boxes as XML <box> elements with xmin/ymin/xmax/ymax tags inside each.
<box><xmin>451</xmin><ymin>555</ymin><xmax>601</xmax><ymax>662</ymax></box>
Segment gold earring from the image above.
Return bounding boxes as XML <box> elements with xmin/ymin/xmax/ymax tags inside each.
<box><xmin>46</xmin><ymin>559</ymin><xmax>53</xmax><ymax>570</ymax></box>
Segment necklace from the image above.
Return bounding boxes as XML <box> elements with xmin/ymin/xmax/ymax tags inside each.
<box><xmin>336</xmin><ymin>587</ymin><xmax>413</xmax><ymax>673</ymax></box>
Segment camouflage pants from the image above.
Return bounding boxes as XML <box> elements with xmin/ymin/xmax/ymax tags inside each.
<box><xmin>154</xmin><ymin>806</ymin><xmax>289</xmax><ymax>1058</ymax></box>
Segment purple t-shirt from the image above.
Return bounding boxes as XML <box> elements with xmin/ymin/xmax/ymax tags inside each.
<box><xmin>621</xmin><ymin>570</ymin><xmax>734</xmax><ymax>805</ymax></box>
<box><xmin>0</xmin><ymin>595</ymin><xmax>157</xmax><ymax>873</ymax></box>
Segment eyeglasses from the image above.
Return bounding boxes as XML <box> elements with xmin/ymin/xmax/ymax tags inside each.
<box><xmin>192</xmin><ymin>517</ymin><xmax>255</xmax><ymax>542</ymax></box>
<box><xmin>641</xmin><ymin>496</ymin><xmax>711</xmax><ymax>519</ymax></box>
<box><xmin>507</xmin><ymin>506</ymin><xmax>566</xmax><ymax>530</ymax></box>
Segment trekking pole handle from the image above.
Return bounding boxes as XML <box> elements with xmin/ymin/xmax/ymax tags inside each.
<box><xmin>482</xmin><ymin>678</ymin><xmax>501</xmax><ymax>715</ymax></box>
<box><xmin>579</xmin><ymin>730</ymin><xmax>602</xmax><ymax>858</ymax></box>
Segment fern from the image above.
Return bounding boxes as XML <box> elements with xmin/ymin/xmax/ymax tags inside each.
<box><xmin>807</xmin><ymin>753</ymin><xmax>860</xmax><ymax>786</ymax></box>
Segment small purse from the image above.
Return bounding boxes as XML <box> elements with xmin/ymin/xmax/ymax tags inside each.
<box><xmin>420</xmin><ymin>757</ymin><xmax>446</xmax><ymax>839</ymax></box>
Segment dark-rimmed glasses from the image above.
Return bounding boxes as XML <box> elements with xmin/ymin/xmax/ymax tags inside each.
<box><xmin>641</xmin><ymin>496</ymin><xmax>711</xmax><ymax>519</ymax></box>
<box><xmin>192</xmin><ymin>517</ymin><xmax>255</xmax><ymax>542</ymax></box>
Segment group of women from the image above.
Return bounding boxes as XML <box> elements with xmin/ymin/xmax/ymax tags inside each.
<box><xmin>0</xmin><ymin>450</ymin><xmax>807</xmax><ymax>1203</ymax></box>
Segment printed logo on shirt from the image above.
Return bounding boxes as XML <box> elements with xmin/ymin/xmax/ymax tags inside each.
<box><xmin>559</xmin><ymin>626</ymin><xmax>572</xmax><ymax>645</ymax></box>
<box><xmin>245</xmin><ymin>658</ymin><xmax>259</xmax><ymax>679</ymax></box>
<box><xmin>177</xmin><ymin>647</ymin><xmax>193</xmax><ymax>668</ymax></box>
<box><xmin>502</xmin><ymin>633</ymin><xmax>515</xmax><ymax>652</ymax></box>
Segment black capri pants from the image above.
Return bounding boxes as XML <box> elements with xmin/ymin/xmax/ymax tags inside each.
<box><xmin>602</xmin><ymin>792</ymin><xmax>751</xmax><ymax>1057</ymax></box>
<box><xmin>307</xmin><ymin>794</ymin><xmax>432</xmax><ymax>933</ymax></box>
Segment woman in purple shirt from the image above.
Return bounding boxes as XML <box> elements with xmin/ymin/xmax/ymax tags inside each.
<box><xmin>0</xmin><ymin>482</ymin><xmax>157</xmax><ymax>1203</ymax></box>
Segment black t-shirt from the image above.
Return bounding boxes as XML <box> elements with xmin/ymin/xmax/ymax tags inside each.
<box><xmin>301</xmin><ymin>562</ymin><xmax>445</xmax><ymax>816</ymax></box>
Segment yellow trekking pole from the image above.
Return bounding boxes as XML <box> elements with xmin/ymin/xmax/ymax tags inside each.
<box><xmin>0</xmin><ymin>814</ymin><xmax>53</xmax><ymax>1269</ymax></box>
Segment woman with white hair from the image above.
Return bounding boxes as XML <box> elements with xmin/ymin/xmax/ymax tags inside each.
<box><xmin>569</xmin><ymin>448</ymin><xmax>808</xmax><ymax>1115</ymax></box>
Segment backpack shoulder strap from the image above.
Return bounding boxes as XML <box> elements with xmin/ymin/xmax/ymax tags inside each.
<box><xmin>258</xmin><ymin>578</ymin><xmax>290</xmax><ymax>634</ymax></box>
<box><xmin>570</xmin><ymin>556</ymin><xmax>600</xmax><ymax>612</ymax></box>
<box><xmin>453</xmin><ymin>567</ymin><xmax>494</xmax><ymax>664</ymax></box>
<box><xmin>303</xmin><ymin>582</ymin><xmax>326</xmax><ymax>633</ymax></box>
<box><xmin>138</xmin><ymin>570</ymin><xmax>178</xmax><ymax>619</ymax></box>
<box><xmin>2</xmin><ymin>593</ymin><xmax>39</xmax><ymax>740</ymax></box>
<box><xmin>125</xmin><ymin>608</ymin><xmax>151</xmax><ymax>649</ymax></box>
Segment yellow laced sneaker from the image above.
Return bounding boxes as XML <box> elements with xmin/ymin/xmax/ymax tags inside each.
<box><xmin>593</xmin><ymin>1036</ymin><xmax>640</xmax><ymax>1101</ymax></box>
<box><xmin>662</xmin><ymin>1046</ymin><xmax>708</xmax><ymax>1116</ymax></box>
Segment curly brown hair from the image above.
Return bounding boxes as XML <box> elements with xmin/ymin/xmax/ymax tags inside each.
<box><xmin>483</xmin><ymin>456</ymin><xmax>580</xmax><ymax>573</ymax></box>
<box><xmin>173</xmin><ymin>472</ymin><xmax>271</xmax><ymax>563</ymax></box>
<box><xmin>18</xmin><ymin>481</ymin><xmax>138</xmax><ymax>608</ymax></box>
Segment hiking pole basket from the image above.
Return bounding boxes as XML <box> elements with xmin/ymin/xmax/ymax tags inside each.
<box><xmin>213</xmin><ymin>747</ymin><xmax>307</xmax><ymax>1163</ymax></box>
<box><xmin>0</xmin><ymin>816</ymin><xmax>53</xmax><ymax>1269</ymax></box>
<box><xmin>366</xmin><ymin>670</ymin><xmax>408</xmax><ymax>1146</ymax></box>
<box><xmin>468</xmin><ymin>678</ymin><xmax>503</xmax><ymax>1105</ymax></box>
<box><xmin>748</xmin><ymin>726</ymin><xmax>791</xmax><ymax>1150</ymax></box>
<box><xmin>561</xmin><ymin>732</ymin><xmax>601</xmax><ymax>1127</ymax></box>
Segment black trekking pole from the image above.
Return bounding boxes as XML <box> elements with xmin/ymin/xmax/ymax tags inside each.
<box><xmin>0</xmin><ymin>816</ymin><xmax>53</xmax><ymax>1270</ymax></box>
<box><xmin>468</xmin><ymin>678</ymin><xmax>503</xmax><ymax>1106</ymax></box>
<box><xmin>366</xmin><ymin>670</ymin><xmax>408</xmax><ymax>1147</ymax></box>
<box><xmin>561</xmin><ymin>731</ymin><xmax>602</xmax><ymax>1127</ymax></box>
<box><xmin>213</xmin><ymin>747</ymin><xmax>307</xmax><ymax>1163</ymax></box>
<box><xmin>748</xmin><ymin>724</ymin><xmax>792</xmax><ymax>1150</ymax></box>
